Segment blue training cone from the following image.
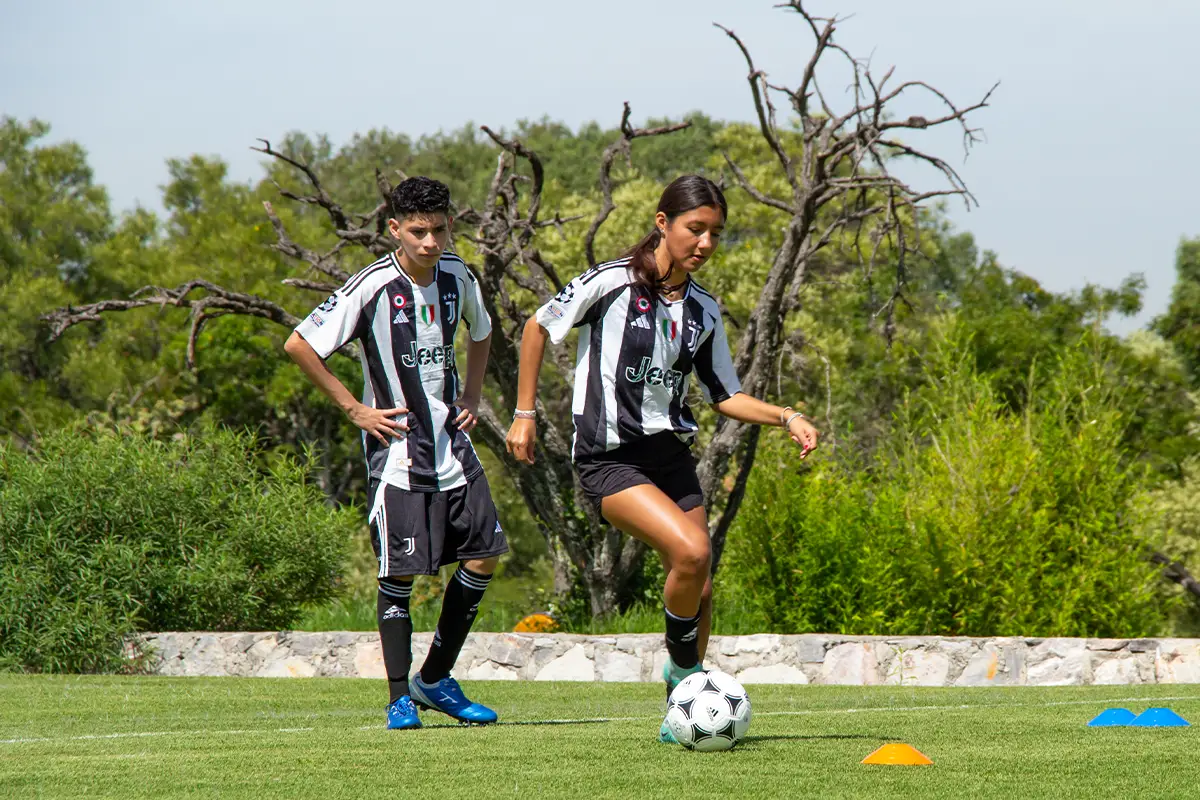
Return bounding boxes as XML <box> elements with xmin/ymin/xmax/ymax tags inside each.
<box><xmin>1130</xmin><ymin>708</ymin><xmax>1190</xmax><ymax>727</ymax></box>
<box><xmin>1087</xmin><ymin>708</ymin><xmax>1137</xmax><ymax>727</ymax></box>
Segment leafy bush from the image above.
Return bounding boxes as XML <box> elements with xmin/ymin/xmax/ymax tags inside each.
<box><xmin>719</xmin><ymin>330</ymin><xmax>1174</xmax><ymax>637</ymax></box>
<box><xmin>0</xmin><ymin>426</ymin><xmax>356</xmax><ymax>673</ymax></box>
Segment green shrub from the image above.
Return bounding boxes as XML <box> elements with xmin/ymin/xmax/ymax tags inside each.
<box><xmin>719</xmin><ymin>331</ymin><xmax>1174</xmax><ymax>637</ymax></box>
<box><xmin>0</xmin><ymin>426</ymin><xmax>356</xmax><ymax>672</ymax></box>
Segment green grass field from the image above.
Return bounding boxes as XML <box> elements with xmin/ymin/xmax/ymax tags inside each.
<box><xmin>2</xmin><ymin>677</ymin><xmax>1198</xmax><ymax>799</ymax></box>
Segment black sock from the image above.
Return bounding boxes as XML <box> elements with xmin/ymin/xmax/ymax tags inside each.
<box><xmin>377</xmin><ymin>578</ymin><xmax>414</xmax><ymax>703</ymax></box>
<box><xmin>420</xmin><ymin>566</ymin><xmax>492</xmax><ymax>684</ymax></box>
<box><xmin>664</xmin><ymin>606</ymin><xmax>701</xmax><ymax>670</ymax></box>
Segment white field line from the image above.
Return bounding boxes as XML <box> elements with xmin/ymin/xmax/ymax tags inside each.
<box><xmin>0</xmin><ymin>727</ymin><xmax>314</xmax><ymax>745</ymax></box>
<box><xmin>4</xmin><ymin>693</ymin><xmax>1197</xmax><ymax>745</ymax></box>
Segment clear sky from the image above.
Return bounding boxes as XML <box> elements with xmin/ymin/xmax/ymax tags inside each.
<box><xmin>4</xmin><ymin>0</ymin><xmax>1198</xmax><ymax>331</ymax></box>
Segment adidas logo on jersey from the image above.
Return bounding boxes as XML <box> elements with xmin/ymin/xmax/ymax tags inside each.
<box><xmin>393</xmin><ymin>309</ymin><xmax>409</xmax><ymax>324</ymax></box>
<box><xmin>629</xmin><ymin>315</ymin><xmax>652</xmax><ymax>329</ymax></box>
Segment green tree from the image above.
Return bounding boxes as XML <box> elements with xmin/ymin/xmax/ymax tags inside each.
<box><xmin>1155</xmin><ymin>237</ymin><xmax>1200</xmax><ymax>382</ymax></box>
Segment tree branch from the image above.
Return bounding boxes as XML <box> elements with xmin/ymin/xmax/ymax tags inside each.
<box><xmin>584</xmin><ymin>102</ymin><xmax>691</xmax><ymax>267</ymax></box>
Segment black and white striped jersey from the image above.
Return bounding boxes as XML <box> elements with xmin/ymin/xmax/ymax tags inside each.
<box><xmin>294</xmin><ymin>251</ymin><xmax>491</xmax><ymax>492</ymax></box>
<box><xmin>535</xmin><ymin>257</ymin><xmax>742</xmax><ymax>461</ymax></box>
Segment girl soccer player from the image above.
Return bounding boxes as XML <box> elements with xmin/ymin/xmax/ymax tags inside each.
<box><xmin>505</xmin><ymin>175</ymin><xmax>818</xmax><ymax>742</ymax></box>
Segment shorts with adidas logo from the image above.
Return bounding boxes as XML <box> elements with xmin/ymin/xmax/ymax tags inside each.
<box><xmin>368</xmin><ymin>473</ymin><xmax>508</xmax><ymax>577</ymax></box>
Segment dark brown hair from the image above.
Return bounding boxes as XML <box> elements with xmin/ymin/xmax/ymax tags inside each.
<box><xmin>624</xmin><ymin>174</ymin><xmax>727</xmax><ymax>292</ymax></box>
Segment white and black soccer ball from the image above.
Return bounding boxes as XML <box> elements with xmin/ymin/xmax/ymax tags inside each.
<box><xmin>663</xmin><ymin>669</ymin><xmax>752</xmax><ymax>752</ymax></box>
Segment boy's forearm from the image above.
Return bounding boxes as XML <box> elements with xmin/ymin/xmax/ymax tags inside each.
<box><xmin>284</xmin><ymin>331</ymin><xmax>358</xmax><ymax>413</ymax></box>
<box><xmin>461</xmin><ymin>333</ymin><xmax>492</xmax><ymax>400</ymax></box>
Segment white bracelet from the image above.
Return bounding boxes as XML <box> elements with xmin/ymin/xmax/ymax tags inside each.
<box><xmin>779</xmin><ymin>406</ymin><xmax>794</xmax><ymax>426</ymax></box>
<box><xmin>513</xmin><ymin>408</ymin><xmax>536</xmax><ymax>420</ymax></box>
<box><xmin>783</xmin><ymin>411</ymin><xmax>805</xmax><ymax>430</ymax></box>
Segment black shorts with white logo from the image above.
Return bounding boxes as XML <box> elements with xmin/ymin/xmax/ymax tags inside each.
<box><xmin>575</xmin><ymin>431</ymin><xmax>704</xmax><ymax>513</ymax></box>
<box><xmin>368</xmin><ymin>473</ymin><xmax>508</xmax><ymax>578</ymax></box>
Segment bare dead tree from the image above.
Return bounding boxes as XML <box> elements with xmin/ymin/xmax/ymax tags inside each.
<box><xmin>697</xmin><ymin>1</ymin><xmax>997</xmax><ymax>568</ymax></box>
<box><xmin>41</xmin><ymin>111</ymin><xmax>690</xmax><ymax>616</ymax></box>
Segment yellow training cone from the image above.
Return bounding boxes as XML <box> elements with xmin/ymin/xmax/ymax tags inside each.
<box><xmin>861</xmin><ymin>743</ymin><xmax>933</xmax><ymax>766</ymax></box>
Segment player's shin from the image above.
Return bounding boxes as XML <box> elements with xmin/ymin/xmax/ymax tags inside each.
<box><xmin>377</xmin><ymin>578</ymin><xmax>414</xmax><ymax>702</ymax></box>
<box><xmin>419</xmin><ymin>566</ymin><xmax>492</xmax><ymax>683</ymax></box>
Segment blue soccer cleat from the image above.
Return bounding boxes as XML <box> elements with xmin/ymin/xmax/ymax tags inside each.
<box><xmin>409</xmin><ymin>674</ymin><xmax>498</xmax><ymax>725</ymax></box>
<box><xmin>386</xmin><ymin>695</ymin><xmax>422</xmax><ymax>730</ymax></box>
<box><xmin>659</xmin><ymin>659</ymin><xmax>705</xmax><ymax>743</ymax></box>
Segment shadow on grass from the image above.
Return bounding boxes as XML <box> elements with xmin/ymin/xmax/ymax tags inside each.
<box><xmin>741</xmin><ymin>733</ymin><xmax>897</xmax><ymax>744</ymax></box>
<box><xmin>417</xmin><ymin>717</ymin><xmax>634</xmax><ymax>729</ymax></box>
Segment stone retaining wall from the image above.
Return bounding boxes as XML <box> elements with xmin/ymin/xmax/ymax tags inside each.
<box><xmin>137</xmin><ymin>632</ymin><xmax>1200</xmax><ymax>686</ymax></box>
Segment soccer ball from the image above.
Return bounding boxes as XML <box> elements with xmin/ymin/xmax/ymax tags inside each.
<box><xmin>663</xmin><ymin>669</ymin><xmax>752</xmax><ymax>751</ymax></box>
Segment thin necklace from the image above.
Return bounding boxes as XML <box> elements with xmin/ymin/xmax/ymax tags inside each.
<box><xmin>660</xmin><ymin>275</ymin><xmax>689</xmax><ymax>294</ymax></box>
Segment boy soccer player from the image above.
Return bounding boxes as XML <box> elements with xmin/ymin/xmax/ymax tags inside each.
<box><xmin>285</xmin><ymin>177</ymin><xmax>507</xmax><ymax>729</ymax></box>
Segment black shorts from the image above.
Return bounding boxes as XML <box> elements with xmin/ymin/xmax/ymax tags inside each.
<box><xmin>575</xmin><ymin>431</ymin><xmax>704</xmax><ymax>513</ymax></box>
<box><xmin>368</xmin><ymin>473</ymin><xmax>508</xmax><ymax>578</ymax></box>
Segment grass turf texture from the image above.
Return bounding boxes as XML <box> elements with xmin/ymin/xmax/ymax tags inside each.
<box><xmin>2</xmin><ymin>678</ymin><xmax>1198</xmax><ymax>799</ymax></box>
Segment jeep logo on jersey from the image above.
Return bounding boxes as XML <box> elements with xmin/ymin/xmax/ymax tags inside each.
<box><xmin>625</xmin><ymin>356</ymin><xmax>684</xmax><ymax>394</ymax></box>
<box><xmin>400</xmin><ymin>341</ymin><xmax>455</xmax><ymax>369</ymax></box>
<box><xmin>442</xmin><ymin>293</ymin><xmax>458</xmax><ymax>324</ymax></box>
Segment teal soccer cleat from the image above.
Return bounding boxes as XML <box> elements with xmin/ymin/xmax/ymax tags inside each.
<box><xmin>386</xmin><ymin>695</ymin><xmax>422</xmax><ymax>730</ymax></box>
<box><xmin>659</xmin><ymin>659</ymin><xmax>704</xmax><ymax>743</ymax></box>
<box><xmin>409</xmin><ymin>675</ymin><xmax>498</xmax><ymax>725</ymax></box>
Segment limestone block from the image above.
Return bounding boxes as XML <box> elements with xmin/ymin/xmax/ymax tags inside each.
<box><xmin>792</xmin><ymin>636</ymin><xmax>829</xmax><ymax>664</ymax></box>
<box><xmin>488</xmin><ymin>634</ymin><xmax>536</xmax><ymax>668</ymax></box>
<box><xmin>247</xmin><ymin>636</ymin><xmax>278</xmax><ymax>662</ymax></box>
<box><xmin>737</xmin><ymin>664</ymin><xmax>809</xmax><ymax>684</ymax></box>
<box><xmin>616</xmin><ymin>635</ymin><xmax>657</xmax><ymax>653</ymax></box>
<box><xmin>467</xmin><ymin>661</ymin><xmax>519</xmax><ymax>681</ymax></box>
<box><xmin>954</xmin><ymin>641</ymin><xmax>1021</xmax><ymax>686</ymax></box>
<box><xmin>257</xmin><ymin>657</ymin><xmax>317</xmax><ymax>678</ymax></box>
<box><xmin>1156</xmin><ymin>639</ymin><xmax>1200</xmax><ymax>683</ymax></box>
<box><xmin>180</xmin><ymin>635</ymin><xmax>229</xmax><ymax>677</ymax></box>
<box><xmin>1026</xmin><ymin>639</ymin><xmax>1087</xmax><ymax>685</ymax></box>
<box><xmin>287</xmin><ymin>634</ymin><xmax>324</xmax><ymax>657</ymax></box>
<box><xmin>1091</xmin><ymin>655</ymin><xmax>1142</xmax><ymax>685</ymax></box>
<box><xmin>818</xmin><ymin>642</ymin><xmax>879</xmax><ymax>685</ymax></box>
<box><xmin>735</xmin><ymin>634</ymin><xmax>781</xmax><ymax>654</ymax></box>
<box><xmin>535</xmin><ymin>644</ymin><xmax>596</xmax><ymax>681</ymax></box>
<box><xmin>331</xmin><ymin>632</ymin><xmax>359</xmax><ymax>648</ymax></box>
<box><xmin>885</xmin><ymin>650</ymin><xmax>951</xmax><ymax>687</ymax></box>
<box><xmin>597</xmin><ymin>651</ymin><xmax>643</xmax><ymax>682</ymax></box>
<box><xmin>353</xmin><ymin>641</ymin><xmax>386</xmax><ymax>679</ymax></box>
<box><xmin>220</xmin><ymin>633</ymin><xmax>261</xmax><ymax>654</ymax></box>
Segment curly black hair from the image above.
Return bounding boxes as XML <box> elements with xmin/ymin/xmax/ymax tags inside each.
<box><xmin>389</xmin><ymin>176</ymin><xmax>451</xmax><ymax>219</ymax></box>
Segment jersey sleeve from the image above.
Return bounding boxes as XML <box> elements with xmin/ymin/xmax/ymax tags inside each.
<box><xmin>459</xmin><ymin>267</ymin><xmax>492</xmax><ymax>342</ymax></box>
<box><xmin>693</xmin><ymin>311</ymin><xmax>742</xmax><ymax>404</ymax></box>
<box><xmin>293</xmin><ymin>285</ymin><xmax>369</xmax><ymax>360</ymax></box>
<box><xmin>534</xmin><ymin>266</ymin><xmax>625</xmax><ymax>344</ymax></box>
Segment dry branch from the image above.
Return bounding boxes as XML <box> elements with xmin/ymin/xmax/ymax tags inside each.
<box><xmin>584</xmin><ymin>102</ymin><xmax>690</xmax><ymax>267</ymax></box>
